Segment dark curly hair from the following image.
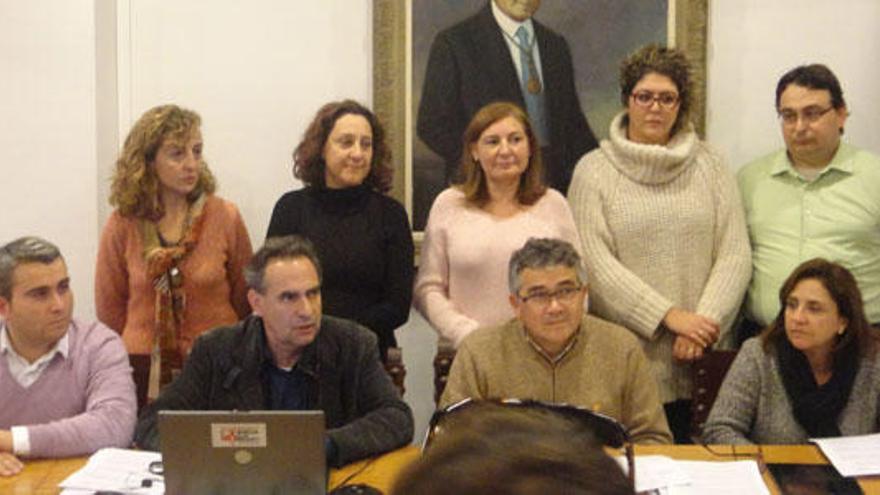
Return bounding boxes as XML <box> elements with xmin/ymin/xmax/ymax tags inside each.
<box><xmin>619</xmin><ymin>44</ymin><xmax>692</xmax><ymax>136</ymax></box>
<box><xmin>292</xmin><ymin>99</ymin><xmax>393</xmax><ymax>193</ymax></box>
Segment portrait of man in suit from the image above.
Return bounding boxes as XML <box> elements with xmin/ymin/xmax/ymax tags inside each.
<box><xmin>411</xmin><ymin>0</ymin><xmax>668</xmax><ymax>229</ymax></box>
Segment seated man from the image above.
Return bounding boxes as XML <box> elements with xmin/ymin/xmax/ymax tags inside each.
<box><xmin>0</xmin><ymin>237</ymin><xmax>136</xmax><ymax>476</ymax></box>
<box><xmin>135</xmin><ymin>235</ymin><xmax>413</xmax><ymax>467</ymax></box>
<box><xmin>440</xmin><ymin>238</ymin><xmax>672</xmax><ymax>444</ymax></box>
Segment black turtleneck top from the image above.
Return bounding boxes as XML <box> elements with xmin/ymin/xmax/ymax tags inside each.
<box><xmin>266</xmin><ymin>185</ymin><xmax>414</xmax><ymax>357</ymax></box>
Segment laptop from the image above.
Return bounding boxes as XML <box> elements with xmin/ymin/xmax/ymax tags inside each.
<box><xmin>158</xmin><ymin>410</ymin><xmax>327</xmax><ymax>495</ymax></box>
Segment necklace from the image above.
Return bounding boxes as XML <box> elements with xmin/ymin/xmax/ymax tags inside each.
<box><xmin>502</xmin><ymin>29</ymin><xmax>542</xmax><ymax>94</ymax></box>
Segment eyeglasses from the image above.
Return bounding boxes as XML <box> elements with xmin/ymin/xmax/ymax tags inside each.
<box><xmin>777</xmin><ymin>105</ymin><xmax>834</xmax><ymax>125</ymax></box>
<box><xmin>630</xmin><ymin>91</ymin><xmax>679</xmax><ymax>109</ymax></box>
<box><xmin>518</xmin><ymin>286</ymin><xmax>583</xmax><ymax>306</ymax></box>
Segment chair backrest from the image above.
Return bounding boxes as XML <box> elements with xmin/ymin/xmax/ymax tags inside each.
<box><xmin>383</xmin><ymin>346</ymin><xmax>406</xmax><ymax>397</ymax></box>
<box><xmin>690</xmin><ymin>350</ymin><xmax>738</xmax><ymax>440</ymax></box>
<box><xmin>432</xmin><ymin>346</ymin><xmax>457</xmax><ymax>404</ymax></box>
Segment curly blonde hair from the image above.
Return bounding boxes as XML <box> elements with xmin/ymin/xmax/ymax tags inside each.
<box><xmin>109</xmin><ymin>104</ymin><xmax>216</xmax><ymax>220</ymax></box>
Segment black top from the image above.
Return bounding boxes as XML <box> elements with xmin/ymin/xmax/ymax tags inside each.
<box><xmin>133</xmin><ymin>314</ymin><xmax>414</xmax><ymax>467</ymax></box>
<box><xmin>266</xmin><ymin>185</ymin><xmax>414</xmax><ymax>356</ymax></box>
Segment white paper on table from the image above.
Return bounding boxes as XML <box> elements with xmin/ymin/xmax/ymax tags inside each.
<box><xmin>812</xmin><ymin>433</ymin><xmax>880</xmax><ymax>477</ymax></box>
<box><xmin>663</xmin><ymin>460</ymin><xmax>770</xmax><ymax>495</ymax></box>
<box><xmin>58</xmin><ymin>447</ymin><xmax>163</xmax><ymax>494</ymax></box>
<box><xmin>615</xmin><ymin>455</ymin><xmax>691</xmax><ymax>492</ymax></box>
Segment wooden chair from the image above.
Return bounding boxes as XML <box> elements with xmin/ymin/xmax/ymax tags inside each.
<box><xmin>129</xmin><ymin>354</ymin><xmax>151</xmax><ymax>414</ymax></box>
<box><xmin>690</xmin><ymin>349</ymin><xmax>738</xmax><ymax>440</ymax></box>
<box><xmin>384</xmin><ymin>347</ymin><xmax>406</xmax><ymax>397</ymax></box>
<box><xmin>433</xmin><ymin>345</ymin><xmax>457</xmax><ymax>404</ymax></box>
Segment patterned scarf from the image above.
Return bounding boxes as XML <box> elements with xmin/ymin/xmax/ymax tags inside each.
<box><xmin>142</xmin><ymin>194</ymin><xmax>207</xmax><ymax>399</ymax></box>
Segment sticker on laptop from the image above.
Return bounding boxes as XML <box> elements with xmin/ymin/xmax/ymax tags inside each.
<box><xmin>211</xmin><ymin>423</ymin><xmax>268</xmax><ymax>448</ymax></box>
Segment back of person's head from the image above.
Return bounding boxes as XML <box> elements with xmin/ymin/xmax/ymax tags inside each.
<box><xmin>392</xmin><ymin>403</ymin><xmax>634</xmax><ymax>495</ymax></box>
<box><xmin>0</xmin><ymin>236</ymin><xmax>63</xmax><ymax>300</ymax></box>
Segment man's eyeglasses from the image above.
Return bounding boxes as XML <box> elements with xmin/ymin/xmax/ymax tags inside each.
<box><xmin>630</xmin><ymin>91</ymin><xmax>679</xmax><ymax>109</ymax></box>
<box><xmin>518</xmin><ymin>286</ymin><xmax>583</xmax><ymax>306</ymax></box>
<box><xmin>778</xmin><ymin>105</ymin><xmax>834</xmax><ymax>125</ymax></box>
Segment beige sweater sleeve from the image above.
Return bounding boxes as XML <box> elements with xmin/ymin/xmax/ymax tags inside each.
<box><xmin>568</xmin><ymin>153</ymin><xmax>673</xmax><ymax>339</ymax></box>
<box><xmin>694</xmin><ymin>151</ymin><xmax>753</xmax><ymax>337</ymax></box>
<box><xmin>438</xmin><ymin>337</ymin><xmax>486</xmax><ymax>409</ymax></box>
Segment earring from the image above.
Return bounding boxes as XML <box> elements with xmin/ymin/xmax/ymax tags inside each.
<box><xmin>838</xmin><ymin>327</ymin><xmax>846</xmax><ymax>335</ymax></box>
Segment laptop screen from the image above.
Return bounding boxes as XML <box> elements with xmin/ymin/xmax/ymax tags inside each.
<box><xmin>159</xmin><ymin>410</ymin><xmax>326</xmax><ymax>495</ymax></box>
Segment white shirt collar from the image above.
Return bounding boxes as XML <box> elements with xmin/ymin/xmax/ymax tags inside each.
<box><xmin>0</xmin><ymin>321</ymin><xmax>70</xmax><ymax>361</ymax></box>
<box><xmin>491</xmin><ymin>0</ymin><xmax>535</xmax><ymax>40</ymax></box>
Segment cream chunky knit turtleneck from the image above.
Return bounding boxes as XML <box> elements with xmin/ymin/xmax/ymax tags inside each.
<box><xmin>568</xmin><ymin>112</ymin><xmax>752</xmax><ymax>402</ymax></box>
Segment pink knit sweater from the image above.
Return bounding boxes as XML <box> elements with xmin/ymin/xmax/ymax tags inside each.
<box><xmin>0</xmin><ymin>319</ymin><xmax>136</xmax><ymax>457</ymax></box>
<box><xmin>414</xmin><ymin>188</ymin><xmax>581</xmax><ymax>347</ymax></box>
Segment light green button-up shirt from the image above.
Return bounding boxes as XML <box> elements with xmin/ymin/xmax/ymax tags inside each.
<box><xmin>738</xmin><ymin>143</ymin><xmax>880</xmax><ymax>325</ymax></box>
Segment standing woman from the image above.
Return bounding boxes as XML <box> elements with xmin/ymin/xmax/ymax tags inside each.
<box><xmin>96</xmin><ymin>104</ymin><xmax>253</xmax><ymax>408</ymax></box>
<box><xmin>266</xmin><ymin>100</ymin><xmax>413</xmax><ymax>361</ymax></box>
<box><xmin>567</xmin><ymin>45</ymin><xmax>751</xmax><ymax>442</ymax></box>
<box><xmin>415</xmin><ymin>102</ymin><xmax>581</xmax><ymax>351</ymax></box>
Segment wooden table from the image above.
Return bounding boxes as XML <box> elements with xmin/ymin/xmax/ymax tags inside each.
<box><xmin>635</xmin><ymin>444</ymin><xmax>880</xmax><ymax>494</ymax></box>
<box><xmin>0</xmin><ymin>445</ymin><xmax>421</xmax><ymax>494</ymax></box>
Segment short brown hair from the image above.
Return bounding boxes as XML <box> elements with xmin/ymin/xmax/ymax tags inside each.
<box><xmin>0</xmin><ymin>237</ymin><xmax>63</xmax><ymax>300</ymax></box>
<box><xmin>292</xmin><ymin>99</ymin><xmax>392</xmax><ymax>193</ymax></box>
<box><xmin>619</xmin><ymin>44</ymin><xmax>692</xmax><ymax>136</ymax></box>
<box><xmin>109</xmin><ymin>104</ymin><xmax>216</xmax><ymax>220</ymax></box>
<box><xmin>761</xmin><ymin>258</ymin><xmax>877</xmax><ymax>358</ymax></box>
<box><xmin>456</xmin><ymin>102</ymin><xmax>547</xmax><ymax>207</ymax></box>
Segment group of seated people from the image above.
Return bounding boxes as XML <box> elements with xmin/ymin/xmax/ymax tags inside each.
<box><xmin>1</xmin><ymin>39</ymin><xmax>878</xmax><ymax>492</ymax></box>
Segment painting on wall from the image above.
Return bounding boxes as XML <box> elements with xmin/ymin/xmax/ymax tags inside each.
<box><xmin>374</xmin><ymin>0</ymin><xmax>707</xmax><ymax>233</ymax></box>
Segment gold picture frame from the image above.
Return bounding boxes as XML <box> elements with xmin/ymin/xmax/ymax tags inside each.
<box><xmin>374</xmin><ymin>0</ymin><xmax>709</xmax><ymax>230</ymax></box>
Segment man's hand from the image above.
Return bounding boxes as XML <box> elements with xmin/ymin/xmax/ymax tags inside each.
<box><xmin>663</xmin><ymin>307</ymin><xmax>720</xmax><ymax>348</ymax></box>
<box><xmin>0</xmin><ymin>429</ymin><xmax>12</xmax><ymax>453</ymax></box>
<box><xmin>0</xmin><ymin>453</ymin><xmax>23</xmax><ymax>476</ymax></box>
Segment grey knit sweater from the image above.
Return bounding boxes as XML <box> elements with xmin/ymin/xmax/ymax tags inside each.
<box><xmin>568</xmin><ymin>112</ymin><xmax>752</xmax><ymax>403</ymax></box>
<box><xmin>703</xmin><ymin>337</ymin><xmax>880</xmax><ymax>444</ymax></box>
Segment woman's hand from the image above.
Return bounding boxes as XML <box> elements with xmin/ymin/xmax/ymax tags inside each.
<box><xmin>672</xmin><ymin>335</ymin><xmax>705</xmax><ymax>362</ymax></box>
<box><xmin>663</xmin><ymin>307</ymin><xmax>720</xmax><ymax>348</ymax></box>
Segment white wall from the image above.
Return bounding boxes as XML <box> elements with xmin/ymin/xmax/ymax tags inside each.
<box><xmin>706</xmin><ymin>0</ymin><xmax>880</xmax><ymax>169</ymax></box>
<box><xmin>1</xmin><ymin>1</ymin><xmax>372</xmax><ymax>320</ymax></box>
<box><xmin>119</xmin><ymin>0</ymin><xmax>373</xmax><ymax>245</ymax></box>
<box><xmin>0</xmin><ymin>0</ymin><xmax>100</xmax><ymax>318</ymax></box>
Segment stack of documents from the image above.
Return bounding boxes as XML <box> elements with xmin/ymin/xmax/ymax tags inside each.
<box><xmin>58</xmin><ymin>448</ymin><xmax>163</xmax><ymax>494</ymax></box>
<box><xmin>813</xmin><ymin>433</ymin><xmax>880</xmax><ymax>477</ymax></box>
<box><xmin>617</xmin><ymin>455</ymin><xmax>769</xmax><ymax>494</ymax></box>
